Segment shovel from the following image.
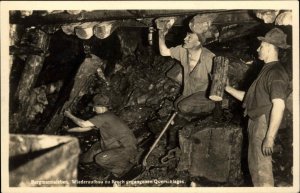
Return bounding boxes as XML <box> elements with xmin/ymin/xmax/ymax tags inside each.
<box><xmin>142</xmin><ymin>111</ymin><xmax>178</xmax><ymax>167</ymax></box>
<box><xmin>126</xmin><ymin>112</ymin><xmax>178</xmax><ymax>180</ymax></box>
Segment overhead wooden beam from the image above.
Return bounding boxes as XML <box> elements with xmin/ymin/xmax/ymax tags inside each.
<box><xmin>74</xmin><ymin>22</ymin><xmax>97</xmax><ymax>39</ymax></box>
<box><xmin>9</xmin><ymin>10</ymin><xmax>212</xmax><ymax>25</ymax></box>
<box><xmin>94</xmin><ymin>20</ymin><xmax>119</xmax><ymax>39</ymax></box>
<box><xmin>213</xmin><ymin>10</ymin><xmax>259</xmax><ymax>24</ymax></box>
<box><xmin>218</xmin><ymin>23</ymin><xmax>260</xmax><ymax>42</ymax></box>
<box><xmin>189</xmin><ymin>13</ymin><xmax>218</xmax><ymax>34</ymax></box>
<box><xmin>275</xmin><ymin>11</ymin><xmax>292</xmax><ymax>26</ymax></box>
<box><xmin>9</xmin><ymin>10</ymin><xmax>259</xmax><ymax>26</ymax></box>
<box><xmin>155</xmin><ymin>17</ymin><xmax>176</xmax><ymax>30</ymax></box>
<box><xmin>254</xmin><ymin>10</ymin><xmax>279</xmax><ymax>24</ymax></box>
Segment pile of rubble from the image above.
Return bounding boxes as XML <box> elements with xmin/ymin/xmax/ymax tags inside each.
<box><xmin>13</xmin><ymin>28</ymin><xmax>292</xmax><ymax>187</ymax></box>
<box><xmin>60</xmin><ymin>30</ymin><xmax>292</xmax><ymax>186</ymax></box>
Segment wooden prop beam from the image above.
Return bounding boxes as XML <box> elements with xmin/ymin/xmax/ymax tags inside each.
<box><xmin>40</xmin><ymin>25</ymin><xmax>62</xmax><ymax>34</ymax></box>
<box><xmin>189</xmin><ymin>13</ymin><xmax>218</xmax><ymax>34</ymax></box>
<box><xmin>254</xmin><ymin>10</ymin><xmax>280</xmax><ymax>24</ymax></box>
<box><xmin>209</xmin><ymin>56</ymin><xmax>229</xmax><ymax>101</ymax></box>
<box><xmin>94</xmin><ymin>20</ymin><xmax>118</xmax><ymax>39</ymax></box>
<box><xmin>155</xmin><ymin>17</ymin><xmax>177</xmax><ymax>30</ymax></box>
<box><xmin>14</xmin><ymin>29</ymin><xmax>50</xmax><ymax>104</ymax></box>
<box><xmin>15</xmin><ymin>55</ymin><xmax>46</xmax><ymax>105</ymax></box>
<box><xmin>10</xmin><ymin>24</ymin><xmax>24</xmax><ymax>46</ymax></box>
<box><xmin>10</xmin><ymin>29</ymin><xmax>50</xmax><ymax>132</ymax></box>
<box><xmin>44</xmin><ymin>54</ymin><xmax>106</xmax><ymax>134</ymax></box>
<box><xmin>61</xmin><ymin>22</ymin><xmax>81</xmax><ymax>35</ymax></box>
<box><xmin>20</xmin><ymin>28</ymin><xmax>50</xmax><ymax>52</ymax></box>
<box><xmin>74</xmin><ymin>22</ymin><xmax>98</xmax><ymax>39</ymax></box>
<box><xmin>62</xmin><ymin>21</ymin><xmax>119</xmax><ymax>39</ymax></box>
<box><xmin>10</xmin><ymin>10</ymin><xmax>224</xmax><ymax>25</ymax></box>
<box><xmin>275</xmin><ymin>11</ymin><xmax>292</xmax><ymax>26</ymax></box>
<box><xmin>66</xmin><ymin>10</ymin><xmax>83</xmax><ymax>15</ymax></box>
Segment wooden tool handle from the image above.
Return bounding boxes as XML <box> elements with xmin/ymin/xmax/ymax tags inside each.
<box><xmin>142</xmin><ymin>112</ymin><xmax>178</xmax><ymax>167</ymax></box>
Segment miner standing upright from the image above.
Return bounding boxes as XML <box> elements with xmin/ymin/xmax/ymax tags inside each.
<box><xmin>225</xmin><ymin>28</ymin><xmax>290</xmax><ymax>186</ymax></box>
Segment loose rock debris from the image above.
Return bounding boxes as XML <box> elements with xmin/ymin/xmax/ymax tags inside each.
<box><xmin>9</xmin><ymin>25</ymin><xmax>293</xmax><ymax>187</ymax></box>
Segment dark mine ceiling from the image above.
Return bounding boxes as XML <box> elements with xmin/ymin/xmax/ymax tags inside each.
<box><xmin>9</xmin><ymin>9</ymin><xmax>265</xmax><ymax>54</ymax></box>
<box><xmin>10</xmin><ymin>10</ymin><xmax>258</xmax><ymax>26</ymax></box>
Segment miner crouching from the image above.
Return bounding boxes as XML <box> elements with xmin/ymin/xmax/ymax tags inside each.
<box><xmin>158</xmin><ymin>16</ymin><xmax>218</xmax><ymax>150</ymax></box>
<box><xmin>225</xmin><ymin>28</ymin><xmax>290</xmax><ymax>186</ymax></box>
<box><xmin>64</xmin><ymin>94</ymin><xmax>138</xmax><ymax>178</ymax></box>
<box><xmin>158</xmin><ymin>19</ymin><xmax>216</xmax><ymax>115</ymax></box>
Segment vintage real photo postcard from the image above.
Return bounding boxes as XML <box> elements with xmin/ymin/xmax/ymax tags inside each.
<box><xmin>1</xmin><ymin>1</ymin><xmax>299</xmax><ymax>193</ymax></box>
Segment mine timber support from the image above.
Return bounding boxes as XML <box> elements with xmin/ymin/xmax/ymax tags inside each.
<box><xmin>209</xmin><ymin>56</ymin><xmax>229</xmax><ymax>101</ymax></box>
<box><xmin>43</xmin><ymin>75</ymin><xmax>95</xmax><ymax>134</ymax></box>
<box><xmin>10</xmin><ymin>29</ymin><xmax>50</xmax><ymax>133</ymax></box>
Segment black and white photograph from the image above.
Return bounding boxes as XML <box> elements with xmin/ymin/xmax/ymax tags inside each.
<box><xmin>1</xmin><ymin>1</ymin><xmax>299</xmax><ymax>193</ymax></box>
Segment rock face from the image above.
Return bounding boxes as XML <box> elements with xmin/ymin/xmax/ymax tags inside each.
<box><xmin>178</xmin><ymin>117</ymin><xmax>243</xmax><ymax>184</ymax></box>
<box><xmin>44</xmin><ymin>54</ymin><xmax>107</xmax><ymax>134</ymax></box>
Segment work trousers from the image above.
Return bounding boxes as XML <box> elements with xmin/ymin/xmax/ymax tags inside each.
<box><xmin>174</xmin><ymin>91</ymin><xmax>215</xmax><ymax>114</ymax></box>
<box><xmin>248</xmin><ymin>114</ymin><xmax>274</xmax><ymax>186</ymax></box>
<box><xmin>80</xmin><ymin>140</ymin><xmax>137</xmax><ymax>177</ymax></box>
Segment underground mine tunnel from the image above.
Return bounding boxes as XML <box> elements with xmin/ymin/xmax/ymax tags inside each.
<box><xmin>8</xmin><ymin>9</ymin><xmax>293</xmax><ymax>187</ymax></box>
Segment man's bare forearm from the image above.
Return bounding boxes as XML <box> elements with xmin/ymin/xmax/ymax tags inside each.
<box><xmin>266</xmin><ymin>99</ymin><xmax>285</xmax><ymax>139</ymax></box>
<box><xmin>262</xmin><ymin>98</ymin><xmax>285</xmax><ymax>156</ymax></box>
<box><xmin>68</xmin><ymin>127</ymin><xmax>93</xmax><ymax>132</ymax></box>
<box><xmin>158</xmin><ymin>30</ymin><xmax>170</xmax><ymax>56</ymax></box>
<box><xmin>225</xmin><ymin>85</ymin><xmax>245</xmax><ymax>101</ymax></box>
<box><xmin>67</xmin><ymin>113</ymin><xmax>86</xmax><ymax>127</ymax></box>
<box><xmin>65</xmin><ymin>112</ymin><xmax>94</xmax><ymax>128</ymax></box>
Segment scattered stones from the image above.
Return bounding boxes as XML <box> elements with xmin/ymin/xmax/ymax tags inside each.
<box><xmin>10</xmin><ymin>27</ymin><xmax>292</xmax><ymax>187</ymax></box>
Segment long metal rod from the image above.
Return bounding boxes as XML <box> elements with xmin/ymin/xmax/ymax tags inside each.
<box><xmin>142</xmin><ymin>111</ymin><xmax>178</xmax><ymax>167</ymax></box>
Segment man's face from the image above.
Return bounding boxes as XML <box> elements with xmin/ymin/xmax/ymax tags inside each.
<box><xmin>257</xmin><ymin>41</ymin><xmax>270</xmax><ymax>61</ymax></box>
<box><xmin>183</xmin><ymin>33</ymin><xmax>201</xmax><ymax>49</ymax></box>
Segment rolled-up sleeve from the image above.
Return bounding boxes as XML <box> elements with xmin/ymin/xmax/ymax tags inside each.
<box><xmin>268</xmin><ymin>70</ymin><xmax>289</xmax><ymax>100</ymax></box>
<box><xmin>270</xmin><ymin>80</ymin><xmax>288</xmax><ymax>100</ymax></box>
<box><xmin>89</xmin><ymin>115</ymin><xmax>103</xmax><ymax>128</ymax></box>
<box><xmin>170</xmin><ymin>45</ymin><xmax>184</xmax><ymax>61</ymax></box>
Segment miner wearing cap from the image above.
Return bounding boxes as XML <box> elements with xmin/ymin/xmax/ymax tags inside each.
<box><xmin>158</xmin><ymin>14</ymin><xmax>216</xmax><ymax>115</ymax></box>
<box><xmin>64</xmin><ymin>94</ymin><xmax>138</xmax><ymax>178</ymax></box>
<box><xmin>225</xmin><ymin>28</ymin><xmax>290</xmax><ymax>186</ymax></box>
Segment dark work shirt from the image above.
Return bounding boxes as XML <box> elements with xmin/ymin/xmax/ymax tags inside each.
<box><xmin>89</xmin><ymin>112</ymin><xmax>137</xmax><ymax>149</ymax></box>
<box><xmin>243</xmin><ymin>61</ymin><xmax>289</xmax><ymax>122</ymax></box>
